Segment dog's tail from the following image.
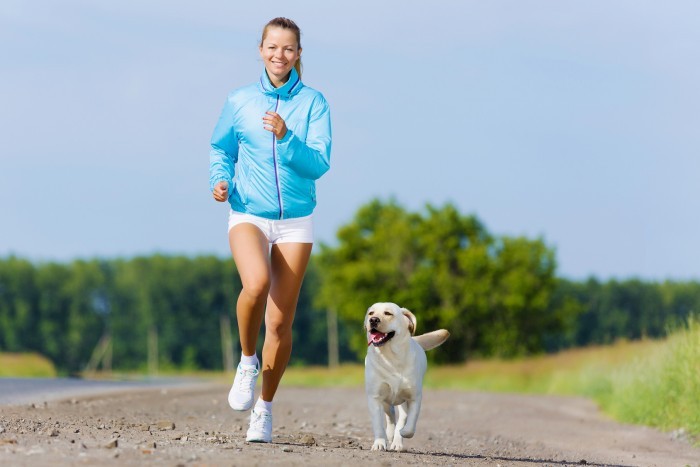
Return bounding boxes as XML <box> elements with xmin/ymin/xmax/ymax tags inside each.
<box><xmin>413</xmin><ymin>329</ymin><xmax>450</xmax><ymax>350</ymax></box>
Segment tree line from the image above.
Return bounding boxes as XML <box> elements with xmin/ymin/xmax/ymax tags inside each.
<box><xmin>0</xmin><ymin>199</ymin><xmax>698</xmax><ymax>372</ymax></box>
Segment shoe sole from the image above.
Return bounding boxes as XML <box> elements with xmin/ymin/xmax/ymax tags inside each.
<box><xmin>229</xmin><ymin>399</ymin><xmax>254</xmax><ymax>411</ymax></box>
<box><xmin>246</xmin><ymin>436</ymin><xmax>271</xmax><ymax>443</ymax></box>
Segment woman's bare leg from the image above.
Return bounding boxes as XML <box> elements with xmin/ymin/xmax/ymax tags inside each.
<box><xmin>260</xmin><ymin>242</ymin><xmax>313</xmax><ymax>401</ymax></box>
<box><xmin>229</xmin><ymin>224</ymin><xmax>271</xmax><ymax>357</ymax></box>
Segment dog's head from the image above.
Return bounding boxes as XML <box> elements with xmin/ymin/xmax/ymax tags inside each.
<box><xmin>365</xmin><ymin>302</ymin><xmax>417</xmax><ymax>347</ymax></box>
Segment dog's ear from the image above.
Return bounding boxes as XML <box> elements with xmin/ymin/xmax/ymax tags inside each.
<box><xmin>401</xmin><ymin>308</ymin><xmax>417</xmax><ymax>335</ymax></box>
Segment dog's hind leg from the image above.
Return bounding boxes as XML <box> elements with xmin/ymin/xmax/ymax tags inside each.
<box><xmin>390</xmin><ymin>403</ymin><xmax>408</xmax><ymax>451</ymax></box>
<box><xmin>399</xmin><ymin>395</ymin><xmax>422</xmax><ymax>439</ymax></box>
<box><xmin>384</xmin><ymin>403</ymin><xmax>396</xmax><ymax>444</ymax></box>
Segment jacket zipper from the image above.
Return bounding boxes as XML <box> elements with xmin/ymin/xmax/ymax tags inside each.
<box><xmin>272</xmin><ymin>96</ymin><xmax>284</xmax><ymax>219</ymax></box>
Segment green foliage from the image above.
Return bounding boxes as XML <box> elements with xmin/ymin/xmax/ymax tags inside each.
<box><xmin>545</xmin><ymin>278</ymin><xmax>700</xmax><ymax>350</ymax></box>
<box><xmin>2</xmin><ymin>200</ymin><xmax>700</xmax><ymax>373</ymax></box>
<box><xmin>0</xmin><ymin>254</ymin><xmax>330</xmax><ymax>373</ymax></box>
<box><xmin>315</xmin><ymin>199</ymin><xmax>566</xmax><ymax>361</ymax></box>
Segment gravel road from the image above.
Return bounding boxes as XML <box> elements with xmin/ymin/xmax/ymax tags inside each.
<box><xmin>0</xmin><ymin>383</ymin><xmax>698</xmax><ymax>466</ymax></box>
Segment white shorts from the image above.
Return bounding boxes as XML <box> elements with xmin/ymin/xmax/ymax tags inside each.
<box><xmin>227</xmin><ymin>210</ymin><xmax>314</xmax><ymax>244</ymax></box>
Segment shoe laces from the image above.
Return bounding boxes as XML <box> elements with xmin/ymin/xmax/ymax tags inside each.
<box><xmin>250</xmin><ymin>410</ymin><xmax>272</xmax><ymax>432</ymax></box>
<box><xmin>236</xmin><ymin>366</ymin><xmax>259</xmax><ymax>394</ymax></box>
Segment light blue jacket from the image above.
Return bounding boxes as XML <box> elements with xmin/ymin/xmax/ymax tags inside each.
<box><xmin>209</xmin><ymin>67</ymin><xmax>332</xmax><ymax>219</ymax></box>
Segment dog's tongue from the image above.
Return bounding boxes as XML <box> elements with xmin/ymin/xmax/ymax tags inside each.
<box><xmin>368</xmin><ymin>330</ymin><xmax>386</xmax><ymax>346</ymax></box>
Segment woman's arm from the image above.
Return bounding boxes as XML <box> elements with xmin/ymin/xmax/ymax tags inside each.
<box><xmin>276</xmin><ymin>95</ymin><xmax>331</xmax><ymax>180</ymax></box>
<box><xmin>209</xmin><ymin>96</ymin><xmax>239</xmax><ymax>192</ymax></box>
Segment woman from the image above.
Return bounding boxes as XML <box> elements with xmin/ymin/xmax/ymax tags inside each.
<box><xmin>209</xmin><ymin>17</ymin><xmax>331</xmax><ymax>443</ymax></box>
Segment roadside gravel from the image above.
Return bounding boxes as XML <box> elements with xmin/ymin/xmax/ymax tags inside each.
<box><xmin>0</xmin><ymin>384</ymin><xmax>698</xmax><ymax>466</ymax></box>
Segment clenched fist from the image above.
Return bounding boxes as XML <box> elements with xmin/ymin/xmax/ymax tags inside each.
<box><xmin>213</xmin><ymin>180</ymin><xmax>229</xmax><ymax>202</ymax></box>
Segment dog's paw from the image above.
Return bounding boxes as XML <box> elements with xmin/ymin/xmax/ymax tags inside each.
<box><xmin>399</xmin><ymin>427</ymin><xmax>415</xmax><ymax>438</ymax></box>
<box><xmin>390</xmin><ymin>438</ymin><xmax>404</xmax><ymax>452</ymax></box>
<box><xmin>371</xmin><ymin>439</ymin><xmax>387</xmax><ymax>451</ymax></box>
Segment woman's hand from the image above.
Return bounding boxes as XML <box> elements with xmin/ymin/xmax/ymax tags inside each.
<box><xmin>263</xmin><ymin>111</ymin><xmax>288</xmax><ymax>139</ymax></box>
<box><xmin>213</xmin><ymin>181</ymin><xmax>229</xmax><ymax>202</ymax></box>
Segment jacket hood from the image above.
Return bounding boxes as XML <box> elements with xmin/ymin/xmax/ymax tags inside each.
<box><xmin>258</xmin><ymin>67</ymin><xmax>303</xmax><ymax>99</ymax></box>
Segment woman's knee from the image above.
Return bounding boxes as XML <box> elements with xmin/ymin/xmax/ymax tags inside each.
<box><xmin>241</xmin><ymin>276</ymin><xmax>270</xmax><ymax>301</ymax></box>
<box><xmin>265</xmin><ymin>315</ymin><xmax>294</xmax><ymax>339</ymax></box>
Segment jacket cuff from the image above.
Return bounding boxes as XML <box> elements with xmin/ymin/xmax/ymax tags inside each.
<box><xmin>210</xmin><ymin>176</ymin><xmax>231</xmax><ymax>192</ymax></box>
<box><xmin>277</xmin><ymin>129</ymin><xmax>293</xmax><ymax>144</ymax></box>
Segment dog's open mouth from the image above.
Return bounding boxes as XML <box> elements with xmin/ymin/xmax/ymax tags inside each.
<box><xmin>368</xmin><ymin>329</ymin><xmax>395</xmax><ymax>347</ymax></box>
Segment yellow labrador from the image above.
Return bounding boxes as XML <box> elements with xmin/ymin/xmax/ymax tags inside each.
<box><xmin>364</xmin><ymin>302</ymin><xmax>449</xmax><ymax>451</ymax></box>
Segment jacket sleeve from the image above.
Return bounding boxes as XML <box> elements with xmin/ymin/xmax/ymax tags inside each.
<box><xmin>209</xmin><ymin>96</ymin><xmax>238</xmax><ymax>192</ymax></box>
<box><xmin>276</xmin><ymin>94</ymin><xmax>331</xmax><ymax>180</ymax></box>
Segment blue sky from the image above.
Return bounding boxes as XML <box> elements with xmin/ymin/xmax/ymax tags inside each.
<box><xmin>1</xmin><ymin>0</ymin><xmax>699</xmax><ymax>280</ymax></box>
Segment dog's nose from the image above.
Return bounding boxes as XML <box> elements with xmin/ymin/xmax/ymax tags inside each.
<box><xmin>369</xmin><ymin>317</ymin><xmax>380</xmax><ymax>327</ymax></box>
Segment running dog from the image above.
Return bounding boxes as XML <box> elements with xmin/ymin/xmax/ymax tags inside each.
<box><xmin>364</xmin><ymin>302</ymin><xmax>449</xmax><ymax>451</ymax></box>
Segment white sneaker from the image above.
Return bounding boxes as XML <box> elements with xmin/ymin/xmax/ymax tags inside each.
<box><xmin>228</xmin><ymin>363</ymin><xmax>259</xmax><ymax>411</ymax></box>
<box><xmin>246</xmin><ymin>408</ymin><xmax>272</xmax><ymax>443</ymax></box>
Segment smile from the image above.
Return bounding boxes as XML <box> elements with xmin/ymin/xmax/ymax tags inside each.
<box><xmin>368</xmin><ymin>329</ymin><xmax>395</xmax><ymax>347</ymax></box>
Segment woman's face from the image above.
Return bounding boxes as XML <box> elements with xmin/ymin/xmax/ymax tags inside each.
<box><xmin>259</xmin><ymin>27</ymin><xmax>301</xmax><ymax>85</ymax></box>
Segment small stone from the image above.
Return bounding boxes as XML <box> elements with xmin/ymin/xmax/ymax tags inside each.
<box><xmin>0</xmin><ymin>425</ymin><xmax>5</xmax><ymax>433</ymax></box>
<box><xmin>281</xmin><ymin>446</ymin><xmax>293</xmax><ymax>452</ymax></box>
<box><xmin>299</xmin><ymin>434</ymin><xmax>315</xmax><ymax>446</ymax></box>
<box><xmin>156</xmin><ymin>420</ymin><xmax>175</xmax><ymax>431</ymax></box>
<box><xmin>0</xmin><ymin>439</ymin><xmax>17</xmax><ymax>445</ymax></box>
<box><xmin>74</xmin><ymin>428</ymin><xmax>80</xmax><ymax>434</ymax></box>
<box><xmin>105</xmin><ymin>439</ymin><xmax>119</xmax><ymax>449</ymax></box>
<box><xmin>141</xmin><ymin>449</ymin><xmax>153</xmax><ymax>455</ymax></box>
<box><xmin>579</xmin><ymin>460</ymin><xmax>588</xmax><ymax>465</ymax></box>
<box><xmin>49</xmin><ymin>429</ymin><xmax>59</xmax><ymax>437</ymax></box>
<box><xmin>26</xmin><ymin>446</ymin><xmax>45</xmax><ymax>455</ymax></box>
<box><xmin>140</xmin><ymin>424</ymin><xmax>151</xmax><ymax>431</ymax></box>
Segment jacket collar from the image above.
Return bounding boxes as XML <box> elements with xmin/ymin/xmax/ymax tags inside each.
<box><xmin>258</xmin><ymin>67</ymin><xmax>303</xmax><ymax>99</ymax></box>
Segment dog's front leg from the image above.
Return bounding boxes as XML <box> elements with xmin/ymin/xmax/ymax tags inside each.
<box><xmin>368</xmin><ymin>396</ymin><xmax>387</xmax><ymax>451</ymax></box>
<box><xmin>399</xmin><ymin>394</ymin><xmax>422</xmax><ymax>438</ymax></box>
<box><xmin>384</xmin><ymin>403</ymin><xmax>396</xmax><ymax>444</ymax></box>
<box><xmin>390</xmin><ymin>403</ymin><xmax>408</xmax><ymax>451</ymax></box>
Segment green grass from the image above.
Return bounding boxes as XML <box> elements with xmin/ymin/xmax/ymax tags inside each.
<box><xmin>600</xmin><ymin>318</ymin><xmax>700</xmax><ymax>437</ymax></box>
<box><xmin>0</xmin><ymin>352</ymin><xmax>57</xmax><ymax>377</ymax></box>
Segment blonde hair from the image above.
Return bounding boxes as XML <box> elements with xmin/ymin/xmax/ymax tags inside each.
<box><xmin>260</xmin><ymin>17</ymin><xmax>303</xmax><ymax>78</ymax></box>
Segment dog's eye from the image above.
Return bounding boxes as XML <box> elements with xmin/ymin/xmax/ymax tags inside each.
<box><xmin>368</xmin><ymin>311</ymin><xmax>374</xmax><ymax>316</ymax></box>
<box><xmin>384</xmin><ymin>312</ymin><xmax>392</xmax><ymax>316</ymax></box>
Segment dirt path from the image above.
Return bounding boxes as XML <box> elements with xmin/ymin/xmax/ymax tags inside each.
<box><xmin>0</xmin><ymin>383</ymin><xmax>698</xmax><ymax>466</ymax></box>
